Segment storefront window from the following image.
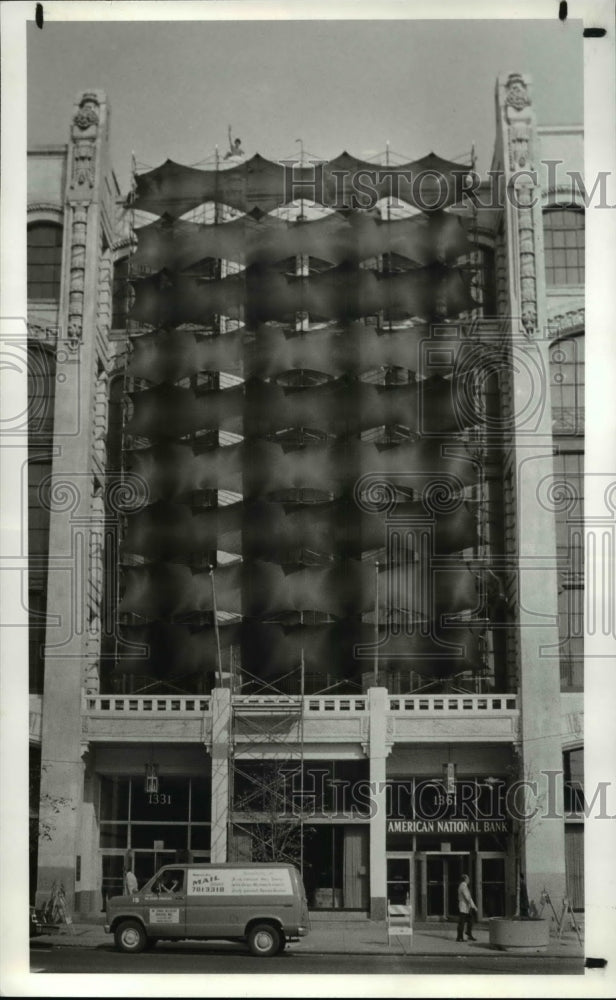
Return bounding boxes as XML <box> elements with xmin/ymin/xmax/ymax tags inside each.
<box><xmin>130</xmin><ymin>824</ymin><xmax>189</xmax><ymax>850</ymax></box>
<box><xmin>481</xmin><ymin>857</ymin><xmax>505</xmax><ymax>917</ymax></box>
<box><xmin>231</xmin><ymin>760</ymin><xmax>370</xmax><ymax>817</ymax></box>
<box><xmin>131</xmin><ymin>778</ymin><xmax>189</xmax><ymax>822</ymax></box>
<box><xmin>190</xmin><ymin>778</ymin><xmax>213</xmax><ymax>821</ymax></box>
<box><xmin>99</xmin><ymin>777</ymin><xmax>129</xmax><ymax>821</ymax></box>
<box><xmin>98</xmin><ymin>776</ymin><xmax>210</xmax><ymax>852</ymax></box>
<box><xmin>100</xmin><ymin>824</ymin><xmax>128</xmax><ymax>848</ymax></box>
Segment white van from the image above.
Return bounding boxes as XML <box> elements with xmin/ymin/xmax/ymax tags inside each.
<box><xmin>105</xmin><ymin>862</ymin><xmax>310</xmax><ymax>956</ymax></box>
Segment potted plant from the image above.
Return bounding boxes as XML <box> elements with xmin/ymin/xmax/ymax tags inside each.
<box><xmin>488</xmin><ymin>756</ymin><xmax>550</xmax><ymax>952</ymax></box>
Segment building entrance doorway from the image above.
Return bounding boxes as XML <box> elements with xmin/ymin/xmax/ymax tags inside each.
<box><xmin>132</xmin><ymin>849</ymin><xmax>176</xmax><ymax>890</ymax></box>
<box><xmin>425</xmin><ymin>854</ymin><xmax>473</xmax><ymax>919</ymax></box>
<box><xmin>386</xmin><ymin>856</ymin><xmax>413</xmax><ymax>905</ymax></box>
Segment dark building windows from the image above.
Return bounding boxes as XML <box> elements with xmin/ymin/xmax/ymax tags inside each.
<box><xmin>27</xmin><ymin>344</ymin><xmax>55</xmax><ymax>693</ymax></box>
<box><xmin>27</xmin><ymin>223</ymin><xmax>63</xmax><ymax>301</ymax></box>
<box><xmin>543</xmin><ymin>208</ymin><xmax>585</xmax><ymax>286</ymax></box>
<box><xmin>553</xmin><ymin>448</ymin><xmax>584</xmax><ymax>692</ymax></box>
<box><xmin>550</xmin><ymin>331</ymin><xmax>584</xmax><ymax>692</ymax></box>
<box><xmin>112</xmin><ymin>255</ymin><xmax>131</xmax><ymax>329</ymax></box>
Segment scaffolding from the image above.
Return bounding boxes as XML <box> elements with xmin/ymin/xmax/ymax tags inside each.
<box><xmin>228</xmin><ymin>658</ymin><xmax>306</xmax><ymax>876</ymax></box>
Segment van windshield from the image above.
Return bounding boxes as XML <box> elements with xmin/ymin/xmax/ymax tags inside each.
<box><xmin>151</xmin><ymin>869</ymin><xmax>185</xmax><ymax>896</ymax></box>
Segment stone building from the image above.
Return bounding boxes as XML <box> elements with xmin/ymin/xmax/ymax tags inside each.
<box><xmin>28</xmin><ymin>75</ymin><xmax>584</xmax><ymax>920</ymax></box>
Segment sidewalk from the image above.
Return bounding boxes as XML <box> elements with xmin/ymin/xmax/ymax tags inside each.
<box><xmin>31</xmin><ymin>919</ymin><xmax>585</xmax><ymax>958</ymax></box>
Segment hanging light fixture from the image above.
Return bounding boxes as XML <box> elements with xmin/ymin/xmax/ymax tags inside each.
<box><xmin>443</xmin><ymin>761</ymin><xmax>456</xmax><ymax>797</ymax></box>
<box><xmin>144</xmin><ymin>761</ymin><xmax>159</xmax><ymax>794</ymax></box>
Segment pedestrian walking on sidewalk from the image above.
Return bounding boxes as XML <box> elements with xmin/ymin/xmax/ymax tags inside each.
<box><xmin>456</xmin><ymin>874</ymin><xmax>477</xmax><ymax>942</ymax></box>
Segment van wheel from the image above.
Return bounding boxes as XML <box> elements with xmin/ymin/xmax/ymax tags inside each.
<box><xmin>115</xmin><ymin>919</ymin><xmax>147</xmax><ymax>953</ymax></box>
<box><xmin>247</xmin><ymin>923</ymin><xmax>281</xmax><ymax>957</ymax></box>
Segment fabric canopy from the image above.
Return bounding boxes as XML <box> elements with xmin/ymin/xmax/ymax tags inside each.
<box><xmin>122</xmin><ymin>498</ymin><xmax>477</xmax><ymax>562</ymax></box>
<box><xmin>133</xmin><ymin>209</ymin><xmax>471</xmax><ymax>271</ymax></box>
<box><xmin>128</xmin><ymin>436</ymin><xmax>480</xmax><ymax>501</ymax></box>
<box><xmin>126</xmin><ymin>376</ymin><xmax>478</xmax><ymax>442</ymax></box>
<box><xmin>128</xmin><ymin>323</ymin><xmax>474</xmax><ymax>384</ymax></box>
<box><xmin>118</xmin><ymin>148</ymin><xmax>487</xmax><ymax>687</ymax></box>
<box><xmin>119</xmin><ymin>557</ymin><xmax>478</xmax><ymax>620</ymax></box>
<box><xmin>133</xmin><ymin>152</ymin><xmax>472</xmax><ymax>217</ymax></box>
<box><xmin>115</xmin><ymin>620</ymin><xmax>481</xmax><ymax>678</ymax></box>
<box><xmin>130</xmin><ymin>264</ymin><xmax>475</xmax><ymax>326</ymax></box>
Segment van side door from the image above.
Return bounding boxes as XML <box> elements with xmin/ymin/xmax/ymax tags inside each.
<box><xmin>185</xmin><ymin>868</ymin><xmax>239</xmax><ymax>939</ymax></box>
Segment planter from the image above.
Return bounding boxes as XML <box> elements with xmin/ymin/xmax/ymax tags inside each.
<box><xmin>489</xmin><ymin>917</ymin><xmax>550</xmax><ymax>953</ymax></box>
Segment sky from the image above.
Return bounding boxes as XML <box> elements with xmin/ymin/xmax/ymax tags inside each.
<box><xmin>27</xmin><ymin>15</ymin><xmax>584</xmax><ymax>192</ymax></box>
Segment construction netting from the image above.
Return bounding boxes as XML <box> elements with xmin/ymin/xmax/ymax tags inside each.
<box><xmin>115</xmin><ymin>150</ymin><xmax>489</xmax><ymax>693</ymax></box>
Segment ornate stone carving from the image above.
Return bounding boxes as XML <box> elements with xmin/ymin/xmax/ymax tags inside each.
<box><xmin>65</xmin><ymin>205</ymin><xmax>88</xmax><ymax>350</ymax></box>
<box><xmin>92</xmin><ymin>368</ymin><xmax>109</xmax><ymax>466</ymax></box>
<box><xmin>27</xmin><ymin>202</ymin><xmax>63</xmax><ymax>215</ymax></box>
<box><xmin>27</xmin><ymin>322</ymin><xmax>59</xmax><ymax>344</ymax></box>
<box><xmin>547</xmin><ymin>307</ymin><xmax>585</xmax><ymax>337</ymax></box>
<box><xmin>504</xmin><ymin>73</ymin><xmax>531</xmax><ymax>112</ymax></box>
<box><xmin>73</xmin><ymin>142</ymin><xmax>95</xmax><ymax>188</ymax></box>
<box><xmin>509</xmin><ymin>123</ymin><xmax>530</xmax><ymax>170</ymax></box>
<box><xmin>70</xmin><ymin>94</ymin><xmax>100</xmax><ymax>197</ymax></box>
<box><xmin>72</xmin><ymin>93</ymin><xmax>100</xmax><ymax>133</ymax></box>
<box><xmin>502</xmin><ymin>74</ymin><xmax>540</xmax><ymax>338</ymax></box>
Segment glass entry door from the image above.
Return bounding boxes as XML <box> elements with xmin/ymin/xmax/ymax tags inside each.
<box><xmin>133</xmin><ymin>850</ymin><xmax>176</xmax><ymax>891</ymax></box>
<box><xmin>426</xmin><ymin>855</ymin><xmax>472</xmax><ymax>919</ymax></box>
<box><xmin>387</xmin><ymin>857</ymin><xmax>412</xmax><ymax>905</ymax></box>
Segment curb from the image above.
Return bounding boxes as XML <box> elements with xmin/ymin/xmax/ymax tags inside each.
<box><xmin>31</xmin><ymin>933</ymin><xmax>584</xmax><ymax>958</ymax></box>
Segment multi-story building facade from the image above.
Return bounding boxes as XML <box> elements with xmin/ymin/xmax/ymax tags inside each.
<box><xmin>28</xmin><ymin>75</ymin><xmax>584</xmax><ymax>921</ymax></box>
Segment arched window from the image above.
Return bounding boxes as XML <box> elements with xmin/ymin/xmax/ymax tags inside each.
<box><xmin>550</xmin><ymin>333</ymin><xmax>584</xmax><ymax>435</ymax></box>
<box><xmin>27</xmin><ymin>223</ymin><xmax>63</xmax><ymax>301</ymax></box>
<box><xmin>543</xmin><ymin>207</ymin><xmax>584</xmax><ymax>286</ymax></box>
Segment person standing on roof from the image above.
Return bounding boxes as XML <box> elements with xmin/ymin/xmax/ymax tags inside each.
<box><xmin>225</xmin><ymin>126</ymin><xmax>245</xmax><ymax>160</ymax></box>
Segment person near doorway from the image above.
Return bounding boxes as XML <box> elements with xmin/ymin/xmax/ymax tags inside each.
<box><xmin>124</xmin><ymin>868</ymin><xmax>138</xmax><ymax>895</ymax></box>
<box><xmin>456</xmin><ymin>873</ymin><xmax>477</xmax><ymax>942</ymax></box>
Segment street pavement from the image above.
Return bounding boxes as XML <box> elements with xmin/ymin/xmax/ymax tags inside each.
<box><xmin>30</xmin><ymin>916</ymin><xmax>585</xmax><ymax>959</ymax></box>
<box><xmin>30</xmin><ymin>944</ymin><xmax>585</xmax><ymax>976</ymax></box>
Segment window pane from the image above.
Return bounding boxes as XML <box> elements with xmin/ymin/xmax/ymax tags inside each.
<box><xmin>131</xmin><ymin>777</ymin><xmax>189</xmax><ymax>821</ymax></box>
<box><xmin>130</xmin><ymin>824</ymin><xmax>188</xmax><ymax>850</ymax></box>
<box><xmin>99</xmin><ymin>777</ymin><xmax>130</xmax><ymax>820</ymax></box>
<box><xmin>189</xmin><ymin>825</ymin><xmax>211</xmax><ymax>850</ymax></box>
<box><xmin>112</xmin><ymin>257</ymin><xmax>130</xmax><ymax>329</ymax></box>
<box><xmin>543</xmin><ymin>209</ymin><xmax>585</xmax><ymax>287</ymax></box>
<box><xmin>27</xmin><ymin>224</ymin><xmax>63</xmax><ymax>302</ymax></box>
<box><xmin>190</xmin><ymin>778</ymin><xmax>212</xmax><ymax>821</ymax></box>
<box><xmin>100</xmin><ymin>824</ymin><xmax>128</xmax><ymax>848</ymax></box>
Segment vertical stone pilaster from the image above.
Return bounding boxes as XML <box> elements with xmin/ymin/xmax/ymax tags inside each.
<box><xmin>495</xmin><ymin>73</ymin><xmax>566</xmax><ymax>908</ymax></box>
<box><xmin>368</xmin><ymin>687</ymin><xmax>389</xmax><ymax>920</ymax></box>
<box><xmin>75</xmin><ymin>757</ymin><xmax>100</xmax><ymax>914</ymax></box>
<box><xmin>210</xmin><ymin>687</ymin><xmax>231</xmax><ymax>863</ymax></box>
<box><xmin>36</xmin><ymin>92</ymin><xmax>112</xmax><ymax>912</ymax></box>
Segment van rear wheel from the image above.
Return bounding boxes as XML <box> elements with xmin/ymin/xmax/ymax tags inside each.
<box><xmin>115</xmin><ymin>919</ymin><xmax>147</xmax><ymax>953</ymax></box>
<box><xmin>247</xmin><ymin>923</ymin><xmax>281</xmax><ymax>957</ymax></box>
